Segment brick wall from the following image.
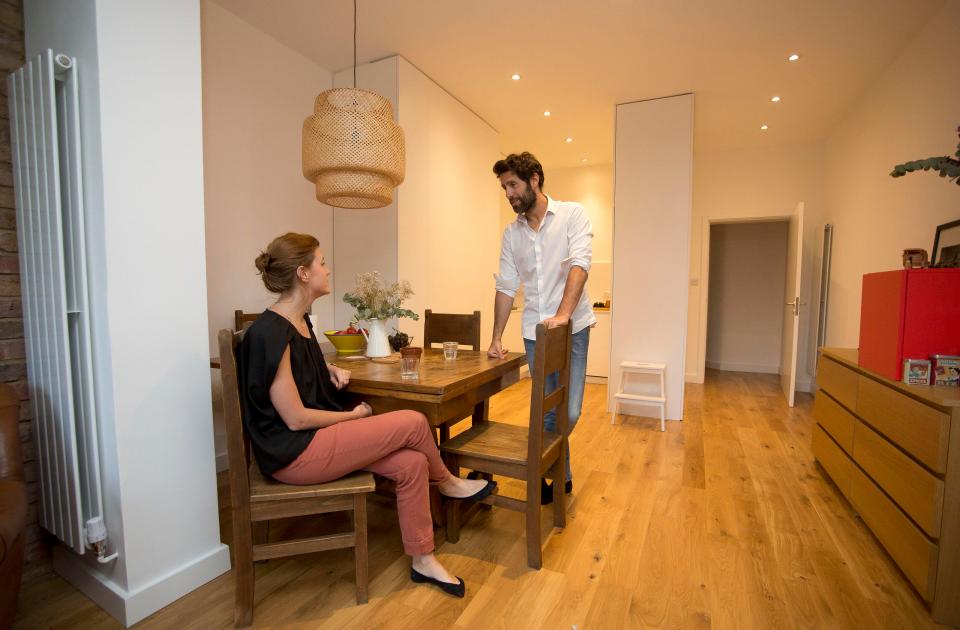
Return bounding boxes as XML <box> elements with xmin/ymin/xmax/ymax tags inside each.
<box><xmin>0</xmin><ymin>0</ymin><xmax>51</xmax><ymax>577</ymax></box>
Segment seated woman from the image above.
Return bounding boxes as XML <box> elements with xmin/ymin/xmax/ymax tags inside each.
<box><xmin>240</xmin><ymin>232</ymin><xmax>495</xmax><ymax>598</ymax></box>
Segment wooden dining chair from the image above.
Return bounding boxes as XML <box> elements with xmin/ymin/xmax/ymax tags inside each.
<box><xmin>423</xmin><ymin>309</ymin><xmax>481</xmax><ymax>351</ymax></box>
<box><xmin>234</xmin><ymin>309</ymin><xmax>260</xmax><ymax>332</ymax></box>
<box><xmin>218</xmin><ymin>329</ymin><xmax>375</xmax><ymax>627</ymax></box>
<box><xmin>423</xmin><ymin>309</ymin><xmax>482</xmax><ymax>444</ymax></box>
<box><xmin>441</xmin><ymin>322</ymin><xmax>571</xmax><ymax>569</ymax></box>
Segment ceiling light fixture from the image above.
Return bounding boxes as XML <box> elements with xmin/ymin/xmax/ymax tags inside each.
<box><xmin>511</xmin><ymin>73</ymin><xmax>521</xmax><ymax>81</ymax></box>
<box><xmin>543</xmin><ymin>110</ymin><xmax>551</xmax><ymax>117</ymax></box>
<box><xmin>581</xmin><ymin>158</ymin><xmax>588</xmax><ymax>163</ymax></box>
<box><xmin>771</xmin><ymin>96</ymin><xmax>781</xmax><ymax>102</ymax></box>
<box><xmin>301</xmin><ymin>0</ymin><xmax>404</xmax><ymax>209</ymax></box>
<box><xmin>760</xmin><ymin>124</ymin><xmax>769</xmax><ymax>130</ymax></box>
<box><xmin>565</xmin><ymin>137</ymin><xmax>573</xmax><ymax>143</ymax></box>
<box><xmin>788</xmin><ymin>53</ymin><xmax>800</xmax><ymax>62</ymax></box>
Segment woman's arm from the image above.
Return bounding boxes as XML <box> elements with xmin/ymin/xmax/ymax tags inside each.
<box><xmin>269</xmin><ymin>346</ymin><xmax>371</xmax><ymax>430</ymax></box>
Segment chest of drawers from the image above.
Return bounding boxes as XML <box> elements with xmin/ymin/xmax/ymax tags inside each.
<box><xmin>812</xmin><ymin>348</ymin><xmax>960</xmax><ymax>626</ymax></box>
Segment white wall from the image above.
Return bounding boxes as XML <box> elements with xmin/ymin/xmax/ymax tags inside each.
<box><xmin>821</xmin><ymin>0</ymin><xmax>960</xmax><ymax>350</ymax></box>
<box><xmin>200</xmin><ymin>0</ymin><xmax>336</xmax><ymax>471</ymax></box>
<box><xmin>546</xmin><ymin>163</ymin><xmax>614</xmax><ymax>304</ymax></box>
<box><xmin>332</xmin><ymin>57</ymin><xmax>500</xmax><ymax>345</ymax></box>
<box><xmin>686</xmin><ymin>142</ymin><xmax>823</xmax><ymax>388</ymax></box>
<box><xmin>201</xmin><ymin>1</ymin><xmax>335</xmax><ymax>355</ymax></box>
<box><xmin>612</xmin><ymin>94</ymin><xmax>693</xmax><ymax>421</ymax></box>
<box><xmin>706</xmin><ymin>221</ymin><xmax>788</xmax><ymax>373</ymax></box>
<box><xmin>25</xmin><ymin>0</ymin><xmax>229</xmax><ymax>626</ymax></box>
<box><xmin>395</xmin><ymin>57</ymin><xmax>500</xmax><ymax>348</ymax></box>
<box><xmin>332</xmin><ymin>58</ymin><xmax>399</xmax><ymax>330</ymax></box>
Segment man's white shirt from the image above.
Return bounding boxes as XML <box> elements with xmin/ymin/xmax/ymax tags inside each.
<box><xmin>495</xmin><ymin>196</ymin><xmax>597</xmax><ymax>341</ymax></box>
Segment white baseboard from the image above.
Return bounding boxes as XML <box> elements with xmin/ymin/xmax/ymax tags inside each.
<box><xmin>54</xmin><ymin>542</ymin><xmax>231</xmax><ymax>627</ymax></box>
<box><xmin>705</xmin><ymin>359</ymin><xmax>779</xmax><ymax>374</ymax></box>
<box><xmin>585</xmin><ymin>375</ymin><xmax>607</xmax><ymax>384</ymax></box>
<box><xmin>795</xmin><ymin>376</ymin><xmax>812</xmax><ymax>393</ymax></box>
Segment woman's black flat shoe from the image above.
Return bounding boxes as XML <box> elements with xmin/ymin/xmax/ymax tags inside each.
<box><xmin>410</xmin><ymin>568</ymin><xmax>466</xmax><ymax>598</ymax></box>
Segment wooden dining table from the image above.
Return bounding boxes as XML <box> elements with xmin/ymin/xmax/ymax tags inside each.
<box><xmin>327</xmin><ymin>348</ymin><xmax>526</xmax><ymax>530</ymax></box>
<box><xmin>327</xmin><ymin>348</ymin><xmax>526</xmax><ymax>437</ymax></box>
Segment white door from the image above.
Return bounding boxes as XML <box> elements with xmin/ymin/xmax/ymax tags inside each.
<box><xmin>780</xmin><ymin>202</ymin><xmax>805</xmax><ymax>406</ymax></box>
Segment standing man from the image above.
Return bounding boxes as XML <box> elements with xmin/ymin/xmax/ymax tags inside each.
<box><xmin>488</xmin><ymin>152</ymin><xmax>595</xmax><ymax>505</ymax></box>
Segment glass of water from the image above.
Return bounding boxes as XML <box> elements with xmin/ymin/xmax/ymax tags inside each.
<box><xmin>443</xmin><ymin>341</ymin><xmax>458</xmax><ymax>361</ymax></box>
<box><xmin>400</xmin><ymin>346</ymin><xmax>421</xmax><ymax>379</ymax></box>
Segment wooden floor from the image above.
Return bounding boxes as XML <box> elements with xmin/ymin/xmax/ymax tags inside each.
<box><xmin>14</xmin><ymin>371</ymin><xmax>946</xmax><ymax>629</ymax></box>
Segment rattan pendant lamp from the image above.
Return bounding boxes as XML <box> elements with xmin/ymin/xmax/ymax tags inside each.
<box><xmin>301</xmin><ymin>0</ymin><xmax>405</xmax><ymax>209</ymax></box>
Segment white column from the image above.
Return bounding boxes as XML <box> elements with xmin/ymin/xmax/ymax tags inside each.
<box><xmin>611</xmin><ymin>94</ymin><xmax>694</xmax><ymax>421</ymax></box>
<box><xmin>25</xmin><ymin>1</ymin><xmax>229</xmax><ymax>625</ymax></box>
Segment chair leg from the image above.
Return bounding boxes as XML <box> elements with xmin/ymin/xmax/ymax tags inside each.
<box><xmin>660</xmin><ymin>404</ymin><xmax>665</xmax><ymax>432</ymax></box>
<box><xmin>251</xmin><ymin>521</ymin><xmax>270</xmax><ymax>564</ymax></box>
<box><xmin>526</xmin><ymin>476</ymin><xmax>543</xmax><ymax>569</ymax></box>
<box><xmin>233</xmin><ymin>520</ymin><xmax>254</xmax><ymax>627</ymax></box>
<box><xmin>353</xmin><ymin>494</ymin><xmax>369</xmax><ymax>604</ymax></box>
<box><xmin>252</xmin><ymin>521</ymin><xmax>269</xmax><ymax>543</ymax></box>
<box><xmin>445</xmin><ymin>457</ymin><xmax>461</xmax><ymax>543</ymax></box>
<box><xmin>552</xmin><ymin>452</ymin><xmax>566</xmax><ymax>529</ymax></box>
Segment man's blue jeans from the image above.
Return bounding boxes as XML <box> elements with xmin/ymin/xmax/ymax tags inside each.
<box><xmin>523</xmin><ymin>326</ymin><xmax>590</xmax><ymax>483</ymax></box>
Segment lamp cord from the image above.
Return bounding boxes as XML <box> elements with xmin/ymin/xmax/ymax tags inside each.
<box><xmin>353</xmin><ymin>0</ymin><xmax>357</xmax><ymax>88</ymax></box>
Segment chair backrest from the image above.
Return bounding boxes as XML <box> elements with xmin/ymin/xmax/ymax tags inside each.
<box><xmin>423</xmin><ymin>309</ymin><xmax>481</xmax><ymax>351</ymax></box>
<box><xmin>218</xmin><ymin>328</ymin><xmax>253</xmax><ymax>505</ymax></box>
<box><xmin>527</xmin><ymin>322</ymin><xmax>572</xmax><ymax>463</ymax></box>
<box><xmin>234</xmin><ymin>309</ymin><xmax>260</xmax><ymax>332</ymax></box>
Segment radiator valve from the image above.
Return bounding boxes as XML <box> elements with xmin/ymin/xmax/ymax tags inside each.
<box><xmin>85</xmin><ymin>517</ymin><xmax>118</xmax><ymax>563</ymax></box>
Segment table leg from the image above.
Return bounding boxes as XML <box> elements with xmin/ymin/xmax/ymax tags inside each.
<box><xmin>472</xmin><ymin>399</ymin><xmax>489</xmax><ymax>425</ymax></box>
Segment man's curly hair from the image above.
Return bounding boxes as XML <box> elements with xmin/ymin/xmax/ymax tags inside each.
<box><xmin>492</xmin><ymin>152</ymin><xmax>545</xmax><ymax>190</ymax></box>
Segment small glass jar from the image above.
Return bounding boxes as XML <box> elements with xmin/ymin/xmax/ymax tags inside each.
<box><xmin>400</xmin><ymin>346</ymin><xmax>422</xmax><ymax>379</ymax></box>
<box><xmin>443</xmin><ymin>341</ymin><xmax>458</xmax><ymax>361</ymax></box>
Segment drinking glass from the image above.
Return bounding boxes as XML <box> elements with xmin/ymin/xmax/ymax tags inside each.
<box><xmin>400</xmin><ymin>347</ymin><xmax>422</xmax><ymax>379</ymax></box>
<box><xmin>443</xmin><ymin>341</ymin><xmax>458</xmax><ymax>361</ymax></box>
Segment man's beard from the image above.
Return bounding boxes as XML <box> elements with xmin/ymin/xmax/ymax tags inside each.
<box><xmin>511</xmin><ymin>185</ymin><xmax>537</xmax><ymax>215</ymax></box>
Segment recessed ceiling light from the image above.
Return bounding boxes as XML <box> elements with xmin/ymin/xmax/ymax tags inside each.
<box><xmin>581</xmin><ymin>158</ymin><xmax>588</xmax><ymax>163</ymax></box>
<box><xmin>787</xmin><ymin>53</ymin><xmax>800</xmax><ymax>62</ymax></box>
<box><xmin>511</xmin><ymin>73</ymin><xmax>521</xmax><ymax>81</ymax></box>
<box><xmin>565</xmin><ymin>137</ymin><xmax>573</xmax><ymax>143</ymax></box>
<box><xmin>771</xmin><ymin>96</ymin><xmax>781</xmax><ymax>102</ymax></box>
<box><xmin>760</xmin><ymin>124</ymin><xmax>769</xmax><ymax>130</ymax></box>
<box><xmin>543</xmin><ymin>110</ymin><xmax>551</xmax><ymax>117</ymax></box>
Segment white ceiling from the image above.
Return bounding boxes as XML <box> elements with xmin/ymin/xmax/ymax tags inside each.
<box><xmin>212</xmin><ymin>0</ymin><xmax>944</xmax><ymax>169</ymax></box>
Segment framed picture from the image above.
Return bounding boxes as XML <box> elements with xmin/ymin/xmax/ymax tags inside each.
<box><xmin>932</xmin><ymin>219</ymin><xmax>960</xmax><ymax>268</ymax></box>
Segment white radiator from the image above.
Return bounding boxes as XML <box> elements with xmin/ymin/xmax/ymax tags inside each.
<box><xmin>7</xmin><ymin>50</ymin><xmax>104</xmax><ymax>556</ymax></box>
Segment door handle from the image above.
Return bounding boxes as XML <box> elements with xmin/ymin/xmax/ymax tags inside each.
<box><xmin>785</xmin><ymin>297</ymin><xmax>800</xmax><ymax>316</ymax></box>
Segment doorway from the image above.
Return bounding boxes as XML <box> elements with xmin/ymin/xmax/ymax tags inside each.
<box><xmin>696</xmin><ymin>202</ymin><xmax>806</xmax><ymax>406</ymax></box>
<box><xmin>705</xmin><ymin>221</ymin><xmax>789</xmax><ymax>375</ymax></box>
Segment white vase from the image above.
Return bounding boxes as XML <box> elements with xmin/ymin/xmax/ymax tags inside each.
<box><xmin>361</xmin><ymin>318</ymin><xmax>391</xmax><ymax>358</ymax></box>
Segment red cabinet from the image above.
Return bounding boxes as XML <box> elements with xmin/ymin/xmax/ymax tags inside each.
<box><xmin>858</xmin><ymin>269</ymin><xmax>960</xmax><ymax>381</ymax></box>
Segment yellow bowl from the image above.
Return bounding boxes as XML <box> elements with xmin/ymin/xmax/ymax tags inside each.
<box><xmin>323</xmin><ymin>330</ymin><xmax>367</xmax><ymax>356</ymax></box>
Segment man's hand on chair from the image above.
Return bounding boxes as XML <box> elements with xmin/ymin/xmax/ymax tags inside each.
<box><xmin>542</xmin><ymin>313</ymin><xmax>570</xmax><ymax>329</ymax></box>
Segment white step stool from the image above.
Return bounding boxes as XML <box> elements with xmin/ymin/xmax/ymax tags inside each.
<box><xmin>613</xmin><ymin>361</ymin><xmax>666</xmax><ymax>431</ymax></box>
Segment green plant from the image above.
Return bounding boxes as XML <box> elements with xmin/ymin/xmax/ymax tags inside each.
<box><xmin>890</xmin><ymin>126</ymin><xmax>960</xmax><ymax>186</ymax></box>
<box><xmin>343</xmin><ymin>271</ymin><xmax>419</xmax><ymax>322</ymax></box>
